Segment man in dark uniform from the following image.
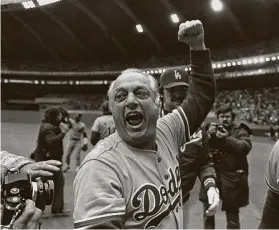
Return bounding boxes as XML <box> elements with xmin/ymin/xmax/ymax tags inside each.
<box><xmin>33</xmin><ymin>106</ymin><xmax>70</xmax><ymax>215</ymax></box>
<box><xmin>200</xmin><ymin>104</ymin><xmax>252</xmax><ymax>229</ymax></box>
<box><xmin>159</xmin><ymin>68</ymin><xmax>219</xmax><ymax>228</ymax></box>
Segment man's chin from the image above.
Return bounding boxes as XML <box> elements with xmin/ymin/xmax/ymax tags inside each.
<box><xmin>125</xmin><ymin>132</ymin><xmax>149</xmax><ymax>148</ymax></box>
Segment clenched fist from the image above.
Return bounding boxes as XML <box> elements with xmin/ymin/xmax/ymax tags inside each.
<box><xmin>178</xmin><ymin>20</ymin><xmax>205</xmax><ymax>50</ymax></box>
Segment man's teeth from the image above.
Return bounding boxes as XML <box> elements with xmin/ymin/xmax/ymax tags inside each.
<box><xmin>126</xmin><ymin>113</ymin><xmax>143</xmax><ymax>126</ymax></box>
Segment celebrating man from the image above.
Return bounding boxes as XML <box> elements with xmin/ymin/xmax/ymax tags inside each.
<box><xmin>73</xmin><ymin>20</ymin><xmax>216</xmax><ymax>229</ymax></box>
<box><xmin>159</xmin><ymin>68</ymin><xmax>219</xmax><ymax>228</ymax></box>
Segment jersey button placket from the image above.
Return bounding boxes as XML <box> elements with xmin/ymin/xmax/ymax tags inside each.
<box><xmin>164</xmin><ymin>175</ymin><xmax>169</xmax><ymax>180</ymax></box>
<box><xmin>157</xmin><ymin>157</ymin><xmax>161</xmax><ymax>162</ymax></box>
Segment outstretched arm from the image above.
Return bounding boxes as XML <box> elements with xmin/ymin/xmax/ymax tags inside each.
<box><xmin>177</xmin><ymin>20</ymin><xmax>216</xmax><ymax>141</ymax></box>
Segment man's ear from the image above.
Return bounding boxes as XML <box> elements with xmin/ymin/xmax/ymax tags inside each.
<box><xmin>155</xmin><ymin>95</ymin><xmax>160</xmax><ymax>106</ymax></box>
<box><xmin>109</xmin><ymin>101</ymin><xmax>113</xmax><ymax>113</ymax></box>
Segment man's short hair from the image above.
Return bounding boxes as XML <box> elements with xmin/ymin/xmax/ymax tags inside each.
<box><xmin>216</xmin><ymin>103</ymin><xmax>236</xmax><ymax>120</ymax></box>
<box><xmin>107</xmin><ymin>68</ymin><xmax>159</xmax><ymax>109</ymax></box>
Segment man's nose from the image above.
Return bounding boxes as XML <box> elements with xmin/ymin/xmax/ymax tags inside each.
<box><xmin>126</xmin><ymin>93</ymin><xmax>139</xmax><ymax>110</ymax></box>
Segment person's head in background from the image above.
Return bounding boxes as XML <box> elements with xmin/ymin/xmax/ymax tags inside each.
<box><xmin>75</xmin><ymin>113</ymin><xmax>82</xmax><ymax>122</ymax></box>
<box><xmin>102</xmin><ymin>100</ymin><xmax>112</xmax><ymax>115</ymax></box>
<box><xmin>159</xmin><ymin>69</ymin><xmax>189</xmax><ymax>114</ymax></box>
<box><xmin>216</xmin><ymin>104</ymin><xmax>236</xmax><ymax>129</ymax></box>
<box><xmin>44</xmin><ymin>106</ymin><xmax>63</xmax><ymax>126</ymax></box>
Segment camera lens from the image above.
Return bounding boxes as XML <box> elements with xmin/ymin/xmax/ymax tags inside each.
<box><xmin>31</xmin><ymin>182</ymin><xmax>38</xmax><ymax>201</ymax></box>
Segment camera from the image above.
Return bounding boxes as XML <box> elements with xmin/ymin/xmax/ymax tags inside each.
<box><xmin>60</xmin><ymin>108</ymin><xmax>72</xmax><ymax>128</ymax></box>
<box><xmin>209</xmin><ymin>123</ymin><xmax>226</xmax><ymax>138</ymax></box>
<box><xmin>1</xmin><ymin>172</ymin><xmax>54</xmax><ymax>229</ymax></box>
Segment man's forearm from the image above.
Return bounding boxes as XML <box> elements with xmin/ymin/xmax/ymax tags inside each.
<box><xmin>179</xmin><ymin>49</ymin><xmax>216</xmax><ymax>137</ymax></box>
<box><xmin>45</xmin><ymin>132</ymin><xmax>65</xmax><ymax>146</ymax></box>
<box><xmin>221</xmin><ymin>136</ymin><xmax>252</xmax><ymax>155</ymax></box>
<box><xmin>199</xmin><ymin>158</ymin><xmax>217</xmax><ymax>190</ymax></box>
<box><xmin>0</xmin><ymin>151</ymin><xmax>32</xmax><ymax>177</ymax></box>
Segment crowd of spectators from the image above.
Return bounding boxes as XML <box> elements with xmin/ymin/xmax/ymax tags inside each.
<box><xmin>2</xmin><ymin>39</ymin><xmax>279</xmax><ymax>72</ymax></box>
<box><xmin>67</xmin><ymin>94</ymin><xmax>104</xmax><ymax>110</ymax></box>
<box><xmin>215</xmin><ymin>87</ymin><xmax>279</xmax><ymax>126</ymax></box>
<box><xmin>59</xmin><ymin>87</ymin><xmax>279</xmax><ymax>127</ymax></box>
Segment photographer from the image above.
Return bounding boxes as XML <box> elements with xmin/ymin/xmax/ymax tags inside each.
<box><xmin>33</xmin><ymin>106</ymin><xmax>70</xmax><ymax>215</ymax></box>
<box><xmin>1</xmin><ymin>150</ymin><xmax>62</xmax><ymax>229</ymax></box>
<box><xmin>199</xmin><ymin>104</ymin><xmax>252</xmax><ymax>229</ymax></box>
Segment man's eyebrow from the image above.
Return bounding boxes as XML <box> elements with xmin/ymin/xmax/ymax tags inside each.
<box><xmin>134</xmin><ymin>86</ymin><xmax>148</xmax><ymax>91</ymax></box>
<box><xmin>114</xmin><ymin>87</ymin><xmax>126</xmax><ymax>92</ymax></box>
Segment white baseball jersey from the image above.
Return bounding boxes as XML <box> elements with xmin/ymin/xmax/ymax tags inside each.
<box><xmin>266</xmin><ymin>140</ymin><xmax>279</xmax><ymax>194</ymax></box>
<box><xmin>73</xmin><ymin>108</ymin><xmax>188</xmax><ymax>229</ymax></box>
<box><xmin>70</xmin><ymin>120</ymin><xmax>86</xmax><ymax>140</ymax></box>
<box><xmin>91</xmin><ymin>115</ymin><xmax>115</xmax><ymax>140</ymax></box>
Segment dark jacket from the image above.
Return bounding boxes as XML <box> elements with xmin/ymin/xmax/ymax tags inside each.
<box><xmin>34</xmin><ymin>121</ymin><xmax>65</xmax><ymax>162</ymax></box>
<box><xmin>199</xmin><ymin>123</ymin><xmax>252</xmax><ymax>210</ymax></box>
<box><xmin>179</xmin><ymin>127</ymin><xmax>216</xmax><ymax>203</ymax></box>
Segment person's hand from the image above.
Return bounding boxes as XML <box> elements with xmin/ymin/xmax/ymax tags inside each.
<box><xmin>1</xmin><ymin>200</ymin><xmax>42</xmax><ymax>229</ymax></box>
<box><xmin>178</xmin><ymin>20</ymin><xmax>205</xmax><ymax>50</ymax></box>
<box><xmin>59</xmin><ymin>122</ymin><xmax>70</xmax><ymax>134</ymax></box>
<box><xmin>83</xmin><ymin>138</ymin><xmax>88</xmax><ymax>145</ymax></box>
<box><xmin>216</xmin><ymin>125</ymin><xmax>229</xmax><ymax>139</ymax></box>
<box><xmin>207</xmin><ymin>123</ymin><xmax>217</xmax><ymax>138</ymax></box>
<box><xmin>205</xmin><ymin>187</ymin><xmax>220</xmax><ymax>216</ymax></box>
<box><xmin>19</xmin><ymin>160</ymin><xmax>62</xmax><ymax>179</ymax></box>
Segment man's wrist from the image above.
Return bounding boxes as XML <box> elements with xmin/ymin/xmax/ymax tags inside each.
<box><xmin>204</xmin><ymin>177</ymin><xmax>216</xmax><ymax>190</ymax></box>
<box><xmin>190</xmin><ymin>43</ymin><xmax>206</xmax><ymax>51</ymax></box>
<box><xmin>13</xmin><ymin>161</ymin><xmax>32</xmax><ymax>172</ymax></box>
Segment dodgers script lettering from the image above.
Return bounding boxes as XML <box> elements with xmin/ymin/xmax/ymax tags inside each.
<box><xmin>131</xmin><ymin>166</ymin><xmax>181</xmax><ymax>229</ymax></box>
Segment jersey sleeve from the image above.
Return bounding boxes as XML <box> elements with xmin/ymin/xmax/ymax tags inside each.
<box><xmin>91</xmin><ymin>118</ymin><xmax>100</xmax><ymax>133</ymax></box>
<box><xmin>73</xmin><ymin>158</ymin><xmax>125</xmax><ymax>229</ymax></box>
<box><xmin>268</xmin><ymin>141</ymin><xmax>279</xmax><ymax>186</ymax></box>
<box><xmin>158</xmin><ymin>109</ymin><xmax>187</xmax><ymax>150</ymax></box>
<box><xmin>179</xmin><ymin>50</ymin><xmax>215</xmax><ymax>137</ymax></box>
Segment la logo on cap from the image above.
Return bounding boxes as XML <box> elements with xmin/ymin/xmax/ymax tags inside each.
<box><xmin>174</xmin><ymin>70</ymin><xmax>182</xmax><ymax>80</ymax></box>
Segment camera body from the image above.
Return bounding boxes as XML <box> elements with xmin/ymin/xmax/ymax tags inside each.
<box><xmin>210</xmin><ymin>123</ymin><xmax>226</xmax><ymax>138</ymax></box>
<box><xmin>1</xmin><ymin>172</ymin><xmax>54</xmax><ymax>228</ymax></box>
<box><xmin>61</xmin><ymin>108</ymin><xmax>72</xmax><ymax>129</ymax></box>
<box><xmin>207</xmin><ymin>123</ymin><xmax>227</xmax><ymax>166</ymax></box>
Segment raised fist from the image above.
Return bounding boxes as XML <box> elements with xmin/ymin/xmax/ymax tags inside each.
<box><xmin>178</xmin><ymin>20</ymin><xmax>205</xmax><ymax>49</ymax></box>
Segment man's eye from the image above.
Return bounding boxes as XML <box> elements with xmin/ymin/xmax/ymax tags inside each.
<box><xmin>135</xmin><ymin>89</ymin><xmax>149</xmax><ymax>99</ymax></box>
<box><xmin>115</xmin><ymin>93</ymin><xmax>127</xmax><ymax>102</ymax></box>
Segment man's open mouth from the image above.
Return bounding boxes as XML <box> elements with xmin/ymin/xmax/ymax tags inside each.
<box><xmin>125</xmin><ymin>111</ymin><xmax>144</xmax><ymax>128</ymax></box>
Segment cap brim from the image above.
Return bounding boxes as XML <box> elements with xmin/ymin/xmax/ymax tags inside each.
<box><xmin>163</xmin><ymin>82</ymin><xmax>189</xmax><ymax>89</ymax></box>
